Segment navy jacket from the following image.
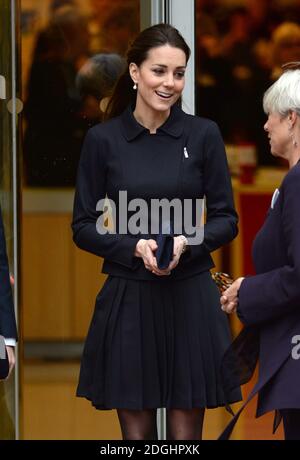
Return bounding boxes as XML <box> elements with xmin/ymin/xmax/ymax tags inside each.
<box><xmin>0</xmin><ymin>208</ymin><xmax>17</xmax><ymax>340</ymax></box>
<box><xmin>72</xmin><ymin>104</ymin><xmax>238</xmax><ymax>280</ymax></box>
<box><xmin>220</xmin><ymin>162</ymin><xmax>300</xmax><ymax>439</ymax></box>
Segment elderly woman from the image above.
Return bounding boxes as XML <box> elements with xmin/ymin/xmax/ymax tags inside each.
<box><xmin>220</xmin><ymin>62</ymin><xmax>300</xmax><ymax>440</ymax></box>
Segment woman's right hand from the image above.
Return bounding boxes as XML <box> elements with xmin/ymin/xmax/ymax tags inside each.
<box><xmin>134</xmin><ymin>239</ymin><xmax>171</xmax><ymax>276</ymax></box>
<box><xmin>220</xmin><ymin>277</ymin><xmax>245</xmax><ymax>314</ymax></box>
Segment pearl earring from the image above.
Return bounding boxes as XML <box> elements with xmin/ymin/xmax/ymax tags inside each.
<box><xmin>133</xmin><ymin>83</ymin><xmax>137</xmax><ymax>90</ymax></box>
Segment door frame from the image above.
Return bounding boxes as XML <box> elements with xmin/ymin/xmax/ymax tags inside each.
<box><xmin>140</xmin><ymin>0</ymin><xmax>195</xmax><ymax>440</ymax></box>
<box><xmin>0</xmin><ymin>0</ymin><xmax>21</xmax><ymax>440</ymax></box>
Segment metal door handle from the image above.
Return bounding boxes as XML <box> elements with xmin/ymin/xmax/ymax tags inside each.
<box><xmin>0</xmin><ymin>75</ymin><xmax>6</xmax><ymax>99</ymax></box>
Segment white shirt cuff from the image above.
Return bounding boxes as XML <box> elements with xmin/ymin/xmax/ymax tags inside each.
<box><xmin>4</xmin><ymin>338</ymin><xmax>16</xmax><ymax>347</ymax></box>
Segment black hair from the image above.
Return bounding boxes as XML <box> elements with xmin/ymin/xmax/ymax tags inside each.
<box><xmin>104</xmin><ymin>23</ymin><xmax>190</xmax><ymax>119</ymax></box>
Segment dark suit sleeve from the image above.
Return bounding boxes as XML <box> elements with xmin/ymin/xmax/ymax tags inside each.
<box><xmin>238</xmin><ymin>169</ymin><xmax>300</xmax><ymax>326</ymax></box>
<box><xmin>183</xmin><ymin>121</ymin><xmax>238</xmax><ymax>261</ymax></box>
<box><xmin>72</xmin><ymin>129</ymin><xmax>139</xmax><ymax>269</ymax></box>
<box><xmin>0</xmin><ymin>208</ymin><xmax>17</xmax><ymax>340</ymax></box>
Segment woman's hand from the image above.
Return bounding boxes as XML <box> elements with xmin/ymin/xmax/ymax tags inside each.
<box><xmin>5</xmin><ymin>346</ymin><xmax>16</xmax><ymax>379</ymax></box>
<box><xmin>220</xmin><ymin>277</ymin><xmax>245</xmax><ymax>314</ymax></box>
<box><xmin>164</xmin><ymin>235</ymin><xmax>188</xmax><ymax>272</ymax></box>
<box><xmin>135</xmin><ymin>239</ymin><xmax>171</xmax><ymax>276</ymax></box>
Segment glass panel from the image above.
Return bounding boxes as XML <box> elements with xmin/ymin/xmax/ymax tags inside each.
<box><xmin>0</xmin><ymin>0</ymin><xmax>18</xmax><ymax>440</ymax></box>
<box><xmin>21</xmin><ymin>0</ymin><xmax>141</xmax><ymax>439</ymax></box>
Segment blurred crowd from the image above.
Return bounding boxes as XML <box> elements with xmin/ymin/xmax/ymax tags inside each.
<box><xmin>22</xmin><ymin>0</ymin><xmax>300</xmax><ymax>186</ymax></box>
<box><xmin>196</xmin><ymin>0</ymin><xmax>300</xmax><ymax>165</ymax></box>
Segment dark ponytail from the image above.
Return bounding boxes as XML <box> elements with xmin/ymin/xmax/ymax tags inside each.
<box><xmin>104</xmin><ymin>23</ymin><xmax>190</xmax><ymax>120</ymax></box>
<box><xmin>104</xmin><ymin>70</ymin><xmax>136</xmax><ymax>120</ymax></box>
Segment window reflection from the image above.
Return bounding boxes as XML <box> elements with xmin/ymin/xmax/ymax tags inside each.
<box><xmin>21</xmin><ymin>0</ymin><xmax>139</xmax><ymax>187</ymax></box>
<box><xmin>21</xmin><ymin>0</ymin><xmax>140</xmax><ymax>440</ymax></box>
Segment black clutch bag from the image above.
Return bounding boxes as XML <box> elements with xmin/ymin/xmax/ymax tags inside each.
<box><xmin>212</xmin><ymin>272</ymin><xmax>234</xmax><ymax>294</ymax></box>
<box><xmin>155</xmin><ymin>221</ymin><xmax>174</xmax><ymax>270</ymax></box>
<box><xmin>156</xmin><ymin>233</ymin><xmax>174</xmax><ymax>270</ymax></box>
<box><xmin>0</xmin><ymin>335</ymin><xmax>9</xmax><ymax>380</ymax></box>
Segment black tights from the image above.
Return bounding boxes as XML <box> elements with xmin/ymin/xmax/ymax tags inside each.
<box><xmin>117</xmin><ymin>408</ymin><xmax>205</xmax><ymax>440</ymax></box>
<box><xmin>281</xmin><ymin>409</ymin><xmax>300</xmax><ymax>440</ymax></box>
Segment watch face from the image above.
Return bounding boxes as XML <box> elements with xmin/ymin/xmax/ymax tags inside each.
<box><xmin>0</xmin><ymin>335</ymin><xmax>9</xmax><ymax>380</ymax></box>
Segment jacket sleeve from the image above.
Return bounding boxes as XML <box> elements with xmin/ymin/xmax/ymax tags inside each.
<box><xmin>0</xmin><ymin>208</ymin><xmax>17</xmax><ymax>340</ymax></box>
<box><xmin>71</xmin><ymin>128</ymin><xmax>139</xmax><ymax>269</ymax></box>
<box><xmin>183</xmin><ymin>121</ymin><xmax>238</xmax><ymax>262</ymax></box>
<box><xmin>237</xmin><ymin>169</ymin><xmax>300</xmax><ymax>326</ymax></box>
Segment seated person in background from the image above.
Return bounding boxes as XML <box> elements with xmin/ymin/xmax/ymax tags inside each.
<box><xmin>270</xmin><ymin>22</ymin><xmax>300</xmax><ymax>81</ymax></box>
<box><xmin>76</xmin><ymin>53</ymin><xmax>126</xmax><ymax>125</ymax></box>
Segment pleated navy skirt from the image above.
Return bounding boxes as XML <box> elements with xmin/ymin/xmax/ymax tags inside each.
<box><xmin>76</xmin><ymin>271</ymin><xmax>241</xmax><ymax>410</ymax></box>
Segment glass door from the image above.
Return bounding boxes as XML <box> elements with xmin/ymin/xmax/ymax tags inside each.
<box><xmin>0</xmin><ymin>0</ymin><xmax>20</xmax><ymax>440</ymax></box>
<box><xmin>20</xmin><ymin>0</ymin><xmax>149</xmax><ymax>440</ymax></box>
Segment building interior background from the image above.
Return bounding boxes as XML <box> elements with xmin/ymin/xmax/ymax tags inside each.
<box><xmin>1</xmin><ymin>0</ymin><xmax>300</xmax><ymax>439</ymax></box>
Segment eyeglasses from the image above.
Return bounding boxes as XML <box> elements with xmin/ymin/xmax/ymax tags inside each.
<box><xmin>282</xmin><ymin>61</ymin><xmax>300</xmax><ymax>72</ymax></box>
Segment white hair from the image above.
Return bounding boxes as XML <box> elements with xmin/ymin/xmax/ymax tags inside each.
<box><xmin>263</xmin><ymin>69</ymin><xmax>300</xmax><ymax>116</ymax></box>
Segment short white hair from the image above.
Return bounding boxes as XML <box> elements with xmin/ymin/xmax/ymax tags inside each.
<box><xmin>263</xmin><ymin>69</ymin><xmax>300</xmax><ymax>116</ymax></box>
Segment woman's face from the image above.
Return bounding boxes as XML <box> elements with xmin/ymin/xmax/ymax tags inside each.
<box><xmin>130</xmin><ymin>44</ymin><xmax>186</xmax><ymax>115</ymax></box>
<box><xmin>264</xmin><ymin>112</ymin><xmax>290</xmax><ymax>158</ymax></box>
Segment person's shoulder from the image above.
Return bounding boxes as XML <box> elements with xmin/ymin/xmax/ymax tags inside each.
<box><xmin>86</xmin><ymin>117</ymin><xmax>120</xmax><ymax>139</ymax></box>
<box><xmin>280</xmin><ymin>163</ymin><xmax>300</xmax><ymax>205</ymax></box>
<box><xmin>282</xmin><ymin>162</ymin><xmax>300</xmax><ymax>188</ymax></box>
<box><xmin>181</xmin><ymin>109</ymin><xmax>221</xmax><ymax>135</ymax></box>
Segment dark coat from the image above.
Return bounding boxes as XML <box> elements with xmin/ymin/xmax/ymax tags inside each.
<box><xmin>220</xmin><ymin>161</ymin><xmax>300</xmax><ymax>439</ymax></box>
<box><xmin>72</xmin><ymin>104</ymin><xmax>238</xmax><ymax>280</ymax></box>
<box><xmin>73</xmin><ymin>104</ymin><xmax>241</xmax><ymax>411</ymax></box>
<box><xmin>0</xmin><ymin>208</ymin><xmax>17</xmax><ymax>340</ymax></box>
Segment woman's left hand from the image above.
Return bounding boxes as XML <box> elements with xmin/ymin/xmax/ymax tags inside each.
<box><xmin>220</xmin><ymin>277</ymin><xmax>245</xmax><ymax>314</ymax></box>
<box><xmin>164</xmin><ymin>235</ymin><xmax>187</xmax><ymax>273</ymax></box>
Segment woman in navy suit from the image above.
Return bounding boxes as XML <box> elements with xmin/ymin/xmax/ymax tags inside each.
<box><xmin>72</xmin><ymin>23</ymin><xmax>241</xmax><ymax>440</ymax></box>
<box><xmin>220</xmin><ymin>62</ymin><xmax>300</xmax><ymax>440</ymax></box>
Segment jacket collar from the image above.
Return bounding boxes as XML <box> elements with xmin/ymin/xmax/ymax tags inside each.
<box><xmin>120</xmin><ymin>103</ymin><xmax>185</xmax><ymax>141</ymax></box>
